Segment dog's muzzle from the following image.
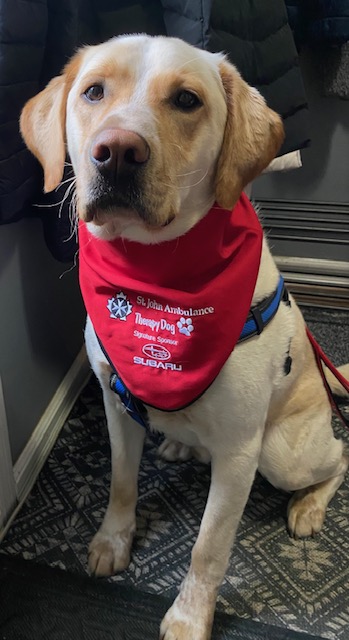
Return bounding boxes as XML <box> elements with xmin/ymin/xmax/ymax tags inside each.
<box><xmin>86</xmin><ymin>128</ymin><xmax>151</xmax><ymax>223</ymax></box>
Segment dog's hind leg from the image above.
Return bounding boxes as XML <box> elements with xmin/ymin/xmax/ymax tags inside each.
<box><xmin>260</xmin><ymin>381</ymin><xmax>348</xmax><ymax>540</ymax></box>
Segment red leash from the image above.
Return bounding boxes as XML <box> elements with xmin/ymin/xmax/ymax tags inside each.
<box><xmin>306</xmin><ymin>327</ymin><xmax>349</xmax><ymax>428</ymax></box>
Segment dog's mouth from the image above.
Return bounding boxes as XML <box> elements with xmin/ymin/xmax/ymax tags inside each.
<box><xmin>84</xmin><ymin>173</ymin><xmax>174</xmax><ymax>229</ymax></box>
<box><xmin>85</xmin><ymin>172</ymin><xmax>145</xmax><ymax>221</ymax></box>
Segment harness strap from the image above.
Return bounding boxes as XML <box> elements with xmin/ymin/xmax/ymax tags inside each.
<box><xmin>240</xmin><ymin>276</ymin><xmax>286</xmax><ymax>341</ymax></box>
<box><xmin>109</xmin><ymin>373</ymin><xmax>149</xmax><ymax>428</ymax></box>
<box><xmin>306</xmin><ymin>328</ymin><xmax>349</xmax><ymax>428</ymax></box>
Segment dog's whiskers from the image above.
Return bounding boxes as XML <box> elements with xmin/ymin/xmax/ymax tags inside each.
<box><xmin>178</xmin><ymin>167</ymin><xmax>209</xmax><ymax>189</ymax></box>
<box><xmin>59</xmin><ymin>248</ymin><xmax>79</xmax><ymax>279</ymax></box>
<box><xmin>33</xmin><ymin>177</ymin><xmax>77</xmax><ymax>212</ymax></box>
<box><xmin>64</xmin><ymin>188</ymin><xmax>78</xmax><ymax>243</ymax></box>
<box><xmin>168</xmin><ymin>142</ymin><xmax>183</xmax><ymax>152</ymax></box>
<box><xmin>176</xmin><ymin>169</ymin><xmax>204</xmax><ymax>177</ymax></box>
<box><xmin>157</xmin><ymin>167</ymin><xmax>209</xmax><ymax>190</ymax></box>
<box><xmin>57</xmin><ymin>178</ymin><xmax>77</xmax><ymax>220</ymax></box>
<box><xmin>176</xmin><ymin>56</ymin><xmax>206</xmax><ymax>71</ymax></box>
<box><xmin>56</xmin><ymin>175</ymin><xmax>76</xmax><ymax>189</ymax></box>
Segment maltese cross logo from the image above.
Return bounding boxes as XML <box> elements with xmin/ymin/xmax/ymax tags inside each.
<box><xmin>107</xmin><ymin>291</ymin><xmax>132</xmax><ymax>321</ymax></box>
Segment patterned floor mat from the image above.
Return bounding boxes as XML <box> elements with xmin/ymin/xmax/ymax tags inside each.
<box><xmin>1</xmin><ymin>307</ymin><xmax>348</xmax><ymax>639</ymax></box>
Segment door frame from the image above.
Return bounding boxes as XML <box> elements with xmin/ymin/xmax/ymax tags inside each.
<box><xmin>0</xmin><ymin>376</ymin><xmax>17</xmax><ymax>532</ymax></box>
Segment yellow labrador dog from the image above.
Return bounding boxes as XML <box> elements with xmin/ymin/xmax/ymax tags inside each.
<box><xmin>21</xmin><ymin>35</ymin><xmax>349</xmax><ymax>640</ymax></box>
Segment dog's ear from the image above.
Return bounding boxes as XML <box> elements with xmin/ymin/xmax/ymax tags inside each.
<box><xmin>215</xmin><ymin>61</ymin><xmax>284</xmax><ymax>210</ymax></box>
<box><xmin>20</xmin><ymin>75</ymin><xmax>67</xmax><ymax>193</ymax></box>
<box><xmin>20</xmin><ymin>51</ymin><xmax>83</xmax><ymax>193</ymax></box>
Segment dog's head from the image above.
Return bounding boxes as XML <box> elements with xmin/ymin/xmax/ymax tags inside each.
<box><xmin>20</xmin><ymin>35</ymin><xmax>284</xmax><ymax>243</ymax></box>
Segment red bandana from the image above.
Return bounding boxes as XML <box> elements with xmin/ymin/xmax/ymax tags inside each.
<box><xmin>79</xmin><ymin>194</ymin><xmax>263</xmax><ymax>411</ymax></box>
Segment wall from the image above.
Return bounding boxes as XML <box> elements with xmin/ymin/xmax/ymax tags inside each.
<box><xmin>0</xmin><ymin>216</ymin><xmax>85</xmax><ymax>464</ymax></box>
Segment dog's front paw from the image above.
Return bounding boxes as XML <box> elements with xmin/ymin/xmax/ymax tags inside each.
<box><xmin>160</xmin><ymin>603</ymin><xmax>211</xmax><ymax>640</ymax></box>
<box><xmin>88</xmin><ymin>527</ymin><xmax>134</xmax><ymax>576</ymax></box>
<box><xmin>160</xmin><ymin>575</ymin><xmax>215</xmax><ymax>640</ymax></box>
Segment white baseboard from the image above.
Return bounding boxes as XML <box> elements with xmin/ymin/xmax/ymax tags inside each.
<box><xmin>13</xmin><ymin>347</ymin><xmax>91</xmax><ymax>504</ymax></box>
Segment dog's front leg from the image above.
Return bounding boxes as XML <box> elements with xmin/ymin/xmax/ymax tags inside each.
<box><xmin>160</xmin><ymin>437</ymin><xmax>262</xmax><ymax>640</ymax></box>
<box><xmin>88</xmin><ymin>388</ymin><xmax>145</xmax><ymax>577</ymax></box>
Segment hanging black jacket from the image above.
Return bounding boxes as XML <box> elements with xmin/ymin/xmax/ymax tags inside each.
<box><xmin>286</xmin><ymin>1</ymin><xmax>349</xmax><ymax>45</ymax></box>
<box><xmin>0</xmin><ymin>0</ymin><xmax>81</xmax><ymax>225</ymax></box>
<box><xmin>0</xmin><ymin>0</ymin><xmax>309</xmax><ymax>260</ymax></box>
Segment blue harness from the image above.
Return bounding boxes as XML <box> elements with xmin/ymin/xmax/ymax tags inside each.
<box><xmin>108</xmin><ymin>275</ymin><xmax>288</xmax><ymax>429</ymax></box>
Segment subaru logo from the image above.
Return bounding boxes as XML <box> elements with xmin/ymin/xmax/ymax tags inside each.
<box><xmin>142</xmin><ymin>344</ymin><xmax>171</xmax><ymax>361</ymax></box>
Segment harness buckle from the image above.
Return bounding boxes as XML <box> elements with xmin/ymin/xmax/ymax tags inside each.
<box><xmin>250</xmin><ymin>307</ymin><xmax>264</xmax><ymax>335</ymax></box>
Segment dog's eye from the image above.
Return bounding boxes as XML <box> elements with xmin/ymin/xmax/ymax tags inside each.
<box><xmin>173</xmin><ymin>90</ymin><xmax>202</xmax><ymax>111</ymax></box>
<box><xmin>84</xmin><ymin>85</ymin><xmax>104</xmax><ymax>102</ymax></box>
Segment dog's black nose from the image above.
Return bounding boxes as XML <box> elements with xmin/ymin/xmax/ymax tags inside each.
<box><xmin>91</xmin><ymin>128</ymin><xmax>149</xmax><ymax>180</ymax></box>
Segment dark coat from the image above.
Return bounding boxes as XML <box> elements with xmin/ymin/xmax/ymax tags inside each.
<box><xmin>0</xmin><ymin>0</ymin><xmax>310</xmax><ymax>261</ymax></box>
<box><xmin>286</xmin><ymin>1</ymin><xmax>349</xmax><ymax>45</ymax></box>
<box><xmin>208</xmin><ymin>0</ymin><xmax>309</xmax><ymax>164</ymax></box>
<box><xmin>0</xmin><ymin>0</ymin><xmax>81</xmax><ymax>225</ymax></box>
